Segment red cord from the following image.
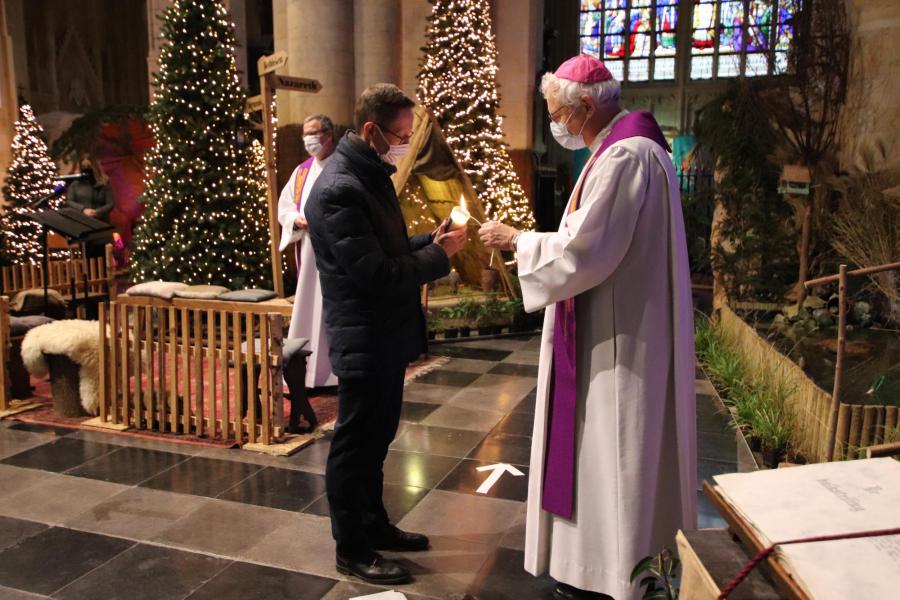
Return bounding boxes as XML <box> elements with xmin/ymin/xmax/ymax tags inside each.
<box><xmin>716</xmin><ymin>526</ymin><xmax>900</xmax><ymax>599</ymax></box>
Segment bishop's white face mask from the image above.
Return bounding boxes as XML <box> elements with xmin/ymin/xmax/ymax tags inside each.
<box><xmin>376</xmin><ymin>125</ymin><xmax>410</xmax><ymax>165</ymax></box>
<box><xmin>303</xmin><ymin>134</ymin><xmax>323</xmax><ymax>158</ymax></box>
<box><xmin>550</xmin><ymin>104</ymin><xmax>590</xmax><ymax>150</ymax></box>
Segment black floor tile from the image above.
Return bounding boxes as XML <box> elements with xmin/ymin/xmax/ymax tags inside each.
<box><xmin>383</xmin><ymin>450</ymin><xmax>461</xmax><ymax>489</ymax></box>
<box><xmin>487</xmin><ymin>363</ymin><xmax>540</xmax><ymax>378</ymax></box>
<box><xmin>511</xmin><ymin>388</ymin><xmax>537</xmax><ymax>415</ymax></box>
<box><xmin>67</xmin><ymin>446</ymin><xmax>189</xmax><ymax>486</ymax></box>
<box><xmin>697</xmin><ymin>392</ymin><xmax>734</xmax><ymax>435</ymax></box>
<box><xmin>0</xmin><ymin>438</ymin><xmax>118</xmax><ymax>473</ymax></box>
<box><xmin>140</xmin><ymin>456</ymin><xmax>262</xmax><ymax>498</ymax></box>
<box><xmin>0</xmin><ymin>516</ymin><xmax>47</xmax><ymax>553</ymax></box>
<box><xmin>304</xmin><ymin>483</ymin><xmax>429</xmax><ymax>523</ymax></box>
<box><xmin>0</xmin><ymin>527</ymin><xmax>132</xmax><ymax>596</ymax></box>
<box><xmin>437</xmin><ymin>459</ymin><xmax>528</xmax><ymax>502</ymax></box>
<box><xmin>5</xmin><ymin>422</ymin><xmax>74</xmax><ymax>437</ymax></box>
<box><xmin>467</xmin><ymin>432</ymin><xmax>533</xmax><ymax>467</ymax></box>
<box><xmin>218</xmin><ymin>467</ymin><xmax>326</xmax><ymax>511</ymax></box>
<box><xmin>400</xmin><ymin>401</ymin><xmax>441</xmax><ymax>423</ymax></box>
<box><xmin>467</xmin><ymin>547</ymin><xmax>557</xmax><ymax>600</ymax></box>
<box><xmin>697</xmin><ymin>458</ymin><xmax>737</xmax><ymax>491</ymax></box>
<box><xmin>54</xmin><ymin>543</ymin><xmax>229</xmax><ymax>600</ymax></box>
<box><xmin>429</xmin><ymin>345</ymin><xmax>512</xmax><ymax>362</ymax></box>
<box><xmin>698</xmin><ymin>431</ymin><xmax>738</xmax><ymax>463</ymax></box>
<box><xmin>391</xmin><ymin>424</ymin><xmax>487</xmax><ymax>459</ymax></box>
<box><xmin>186</xmin><ymin>561</ymin><xmax>337</xmax><ymax>600</ymax></box>
<box><xmin>490</xmin><ymin>412</ymin><xmax>535</xmax><ymax>438</ymax></box>
<box><xmin>413</xmin><ymin>369</ymin><xmax>482</xmax><ymax>387</ymax></box>
<box><xmin>285</xmin><ymin>438</ymin><xmax>331</xmax><ymax>471</ymax></box>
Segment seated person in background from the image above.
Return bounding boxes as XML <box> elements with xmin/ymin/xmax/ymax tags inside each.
<box><xmin>66</xmin><ymin>154</ymin><xmax>115</xmax><ymax>258</ymax></box>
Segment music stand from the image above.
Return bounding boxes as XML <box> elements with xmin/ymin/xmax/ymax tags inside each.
<box><xmin>26</xmin><ymin>207</ymin><xmax>114</xmax><ymax>314</ymax></box>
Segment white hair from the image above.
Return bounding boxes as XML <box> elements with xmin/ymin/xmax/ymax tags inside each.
<box><xmin>540</xmin><ymin>71</ymin><xmax>621</xmax><ymax>108</ymax></box>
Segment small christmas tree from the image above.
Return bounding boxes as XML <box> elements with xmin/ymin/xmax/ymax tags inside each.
<box><xmin>418</xmin><ymin>0</ymin><xmax>534</xmax><ymax>230</ymax></box>
<box><xmin>1</xmin><ymin>104</ymin><xmax>60</xmax><ymax>265</ymax></box>
<box><xmin>131</xmin><ymin>0</ymin><xmax>271</xmax><ymax>288</ymax></box>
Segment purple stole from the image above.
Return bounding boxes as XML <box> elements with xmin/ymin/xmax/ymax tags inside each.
<box><xmin>542</xmin><ymin>112</ymin><xmax>671</xmax><ymax>520</ymax></box>
<box><xmin>292</xmin><ymin>157</ymin><xmax>315</xmax><ymax>271</ymax></box>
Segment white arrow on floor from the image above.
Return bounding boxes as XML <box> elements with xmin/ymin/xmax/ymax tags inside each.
<box><xmin>475</xmin><ymin>463</ymin><xmax>525</xmax><ymax>494</ymax></box>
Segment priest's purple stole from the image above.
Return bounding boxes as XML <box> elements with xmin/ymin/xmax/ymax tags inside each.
<box><xmin>542</xmin><ymin>112</ymin><xmax>671</xmax><ymax>520</ymax></box>
<box><xmin>292</xmin><ymin>157</ymin><xmax>315</xmax><ymax>272</ymax></box>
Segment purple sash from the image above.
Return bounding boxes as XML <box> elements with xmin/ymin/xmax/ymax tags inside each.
<box><xmin>292</xmin><ymin>157</ymin><xmax>315</xmax><ymax>273</ymax></box>
<box><xmin>542</xmin><ymin>112</ymin><xmax>671</xmax><ymax>519</ymax></box>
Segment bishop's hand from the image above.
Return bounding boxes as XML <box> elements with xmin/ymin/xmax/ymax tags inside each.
<box><xmin>478</xmin><ymin>221</ymin><xmax>519</xmax><ymax>252</ymax></box>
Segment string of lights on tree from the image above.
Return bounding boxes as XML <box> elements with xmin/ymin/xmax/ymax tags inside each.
<box><xmin>130</xmin><ymin>0</ymin><xmax>271</xmax><ymax>289</ymax></box>
<box><xmin>1</xmin><ymin>104</ymin><xmax>61</xmax><ymax>265</ymax></box>
<box><xmin>418</xmin><ymin>0</ymin><xmax>535</xmax><ymax>230</ymax></box>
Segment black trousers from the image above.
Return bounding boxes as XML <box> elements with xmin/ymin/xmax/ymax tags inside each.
<box><xmin>326</xmin><ymin>364</ymin><xmax>406</xmax><ymax>556</ymax></box>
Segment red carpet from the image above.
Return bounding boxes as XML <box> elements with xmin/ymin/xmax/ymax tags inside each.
<box><xmin>4</xmin><ymin>355</ymin><xmax>449</xmax><ymax>449</ymax></box>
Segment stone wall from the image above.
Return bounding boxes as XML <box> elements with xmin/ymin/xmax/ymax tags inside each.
<box><xmin>838</xmin><ymin>0</ymin><xmax>900</xmax><ymax>172</ymax></box>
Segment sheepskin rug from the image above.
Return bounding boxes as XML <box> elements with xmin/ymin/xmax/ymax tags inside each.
<box><xmin>21</xmin><ymin>319</ymin><xmax>100</xmax><ymax>415</ymax></box>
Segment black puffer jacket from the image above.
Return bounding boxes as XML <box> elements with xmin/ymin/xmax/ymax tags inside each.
<box><xmin>305</xmin><ymin>133</ymin><xmax>450</xmax><ymax>379</ymax></box>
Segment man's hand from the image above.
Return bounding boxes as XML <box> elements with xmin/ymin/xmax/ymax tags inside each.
<box><xmin>84</xmin><ymin>208</ymin><xmax>97</xmax><ymax>218</ymax></box>
<box><xmin>478</xmin><ymin>221</ymin><xmax>519</xmax><ymax>251</ymax></box>
<box><xmin>294</xmin><ymin>215</ymin><xmax>308</xmax><ymax>230</ymax></box>
<box><xmin>432</xmin><ymin>217</ymin><xmax>450</xmax><ymax>239</ymax></box>
<box><xmin>435</xmin><ymin>226</ymin><xmax>467</xmax><ymax>258</ymax></box>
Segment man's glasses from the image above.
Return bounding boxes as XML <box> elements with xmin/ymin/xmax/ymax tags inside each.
<box><xmin>377</xmin><ymin>123</ymin><xmax>411</xmax><ymax>145</ymax></box>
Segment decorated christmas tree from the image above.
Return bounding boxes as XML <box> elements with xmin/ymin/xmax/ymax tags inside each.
<box><xmin>418</xmin><ymin>0</ymin><xmax>534</xmax><ymax>230</ymax></box>
<box><xmin>131</xmin><ymin>0</ymin><xmax>271</xmax><ymax>288</ymax></box>
<box><xmin>1</xmin><ymin>104</ymin><xmax>60</xmax><ymax>265</ymax></box>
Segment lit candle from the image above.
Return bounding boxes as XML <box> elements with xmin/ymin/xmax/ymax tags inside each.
<box><xmin>449</xmin><ymin>205</ymin><xmax>470</xmax><ymax>230</ymax></box>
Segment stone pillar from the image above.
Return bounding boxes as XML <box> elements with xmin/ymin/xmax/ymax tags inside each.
<box><xmin>146</xmin><ymin>0</ymin><xmax>172</xmax><ymax>100</ymax></box>
<box><xmin>493</xmin><ymin>0</ymin><xmax>541</xmax><ymax>201</ymax></box>
<box><xmin>272</xmin><ymin>0</ymin><xmax>290</xmax><ymax>123</ymax></box>
<box><xmin>354</xmin><ymin>0</ymin><xmax>400</xmax><ymax>98</ymax></box>
<box><xmin>280</xmin><ymin>0</ymin><xmax>355</xmax><ymax>127</ymax></box>
<box><xmin>0</xmin><ymin>0</ymin><xmax>18</xmax><ymax>179</ymax></box>
<box><xmin>399</xmin><ymin>0</ymin><xmax>431</xmax><ymax>100</ymax></box>
<box><xmin>226</xmin><ymin>0</ymin><xmax>249</xmax><ymax>89</ymax></box>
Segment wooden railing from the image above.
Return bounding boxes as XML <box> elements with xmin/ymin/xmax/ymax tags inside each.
<box><xmin>97</xmin><ymin>295</ymin><xmax>287</xmax><ymax>445</ymax></box>
<box><xmin>719</xmin><ymin>304</ymin><xmax>897</xmax><ymax>462</ymax></box>
<box><xmin>804</xmin><ymin>261</ymin><xmax>900</xmax><ymax>460</ymax></box>
<box><xmin>0</xmin><ymin>245</ymin><xmax>115</xmax><ymax>302</ymax></box>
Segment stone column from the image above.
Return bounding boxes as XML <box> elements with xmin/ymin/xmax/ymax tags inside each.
<box><xmin>281</xmin><ymin>0</ymin><xmax>355</xmax><ymax>127</ymax></box>
<box><xmin>354</xmin><ymin>0</ymin><xmax>400</xmax><ymax>98</ymax></box>
<box><xmin>0</xmin><ymin>0</ymin><xmax>18</xmax><ymax>178</ymax></box>
<box><xmin>146</xmin><ymin>0</ymin><xmax>172</xmax><ymax>100</ymax></box>
<box><xmin>399</xmin><ymin>0</ymin><xmax>431</xmax><ymax>100</ymax></box>
<box><xmin>493</xmin><ymin>0</ymin><xmax>541</xmax><ymax>201</ymax></box>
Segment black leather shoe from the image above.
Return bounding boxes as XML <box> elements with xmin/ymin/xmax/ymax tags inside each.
<box><xmin>370</xmin><ymin>524</ymin><xmax>430</xmax><ymax>552</ymax></box>
<box><xmin>336</xmin><ymin>551</ymin><xmax>412</xmax><ymax>585</ymax></box>
<box><xmin>553</xmin><ymin>582</ymin><xmax>614</xmax><ymax>600</ymax></box>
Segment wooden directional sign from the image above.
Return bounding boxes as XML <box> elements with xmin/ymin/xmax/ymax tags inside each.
<box><xmin>271</xmin><ymin>74</ymin><xmax>322</xmax><ymax>94</ymax></box>
<box><xmin>245</xmin><ymin>94</ymin><xmax>264</xmax><ymax>113</ymax></box>
<box><xmin>257</xmin><ymin>50</ymin><xmax>288</xmax><ymax>75</ymax></box>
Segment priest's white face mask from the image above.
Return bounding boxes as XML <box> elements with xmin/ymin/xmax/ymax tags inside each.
<box><xmin>550</xmin><ymin>103</ymin><xmax>591</xmax><ymax>151</ymax></box>
<box><xmin>303</xmin><ymin>134</ymin><xmax>323</xmax><ymax>158</ymax></box>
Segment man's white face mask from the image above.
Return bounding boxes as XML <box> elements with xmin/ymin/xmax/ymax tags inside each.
<box><xmin>303</xmin><ymin>134</ymin><xmax>323</xmax><ymax>158</ymax></box>
<box><xmin>550</xmin><ymin>104</ymin><xmax>590</xmax><ymax>151</ymax></box>
<box><xmin>376</xmin><ymin>125</ymin><xmax>410</xmax><ymax>165</ymax></box>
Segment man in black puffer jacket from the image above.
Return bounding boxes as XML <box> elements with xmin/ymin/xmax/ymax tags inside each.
<box><xmin>305</xmin><ymin>83</ymin><xmax>467</xmax><ymax>585</ymax></box>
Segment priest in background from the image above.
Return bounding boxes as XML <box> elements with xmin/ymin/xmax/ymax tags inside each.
<box><xmin>479</xmin><ymin>54</ymin><xmax>696</xmax><ymax>600</ymax></box>
<box><xmin>277</xmin><ymin>114</ymin><xmax>338</xmax><ymax>392</ymax></box>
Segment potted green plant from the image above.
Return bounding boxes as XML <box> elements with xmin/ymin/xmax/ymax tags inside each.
<box><xmin>630</xmin><ymin>547</ymin><xmax>680</xmax><ymax>600</ymax></box>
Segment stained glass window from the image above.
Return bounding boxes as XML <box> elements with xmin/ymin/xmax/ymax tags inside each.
<box><xmin>690</xmin><ymin>0</ymin><xmax>801</xmax><ymax>79</ymax></box>
<box><xmin>579</xmin><ymin>0</ymin><xmax>680</xmax><ymax>82</ymax></box>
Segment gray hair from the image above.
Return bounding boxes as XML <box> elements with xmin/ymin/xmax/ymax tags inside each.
<box><xmin>540</xmin><ymin>72</ymin><xmax>621</xmax><ymax>108</ymax></box>
<box><xmin>303</xmin><ymin>113</ymin><xmax>334</xmax><ymax>134</ymax></box>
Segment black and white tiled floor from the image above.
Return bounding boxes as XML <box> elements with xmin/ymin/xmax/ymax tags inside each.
<box><xmin>0</xmin><ymin>335</ymin><xmax>732</xmax><ymax>600</ymax></box>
